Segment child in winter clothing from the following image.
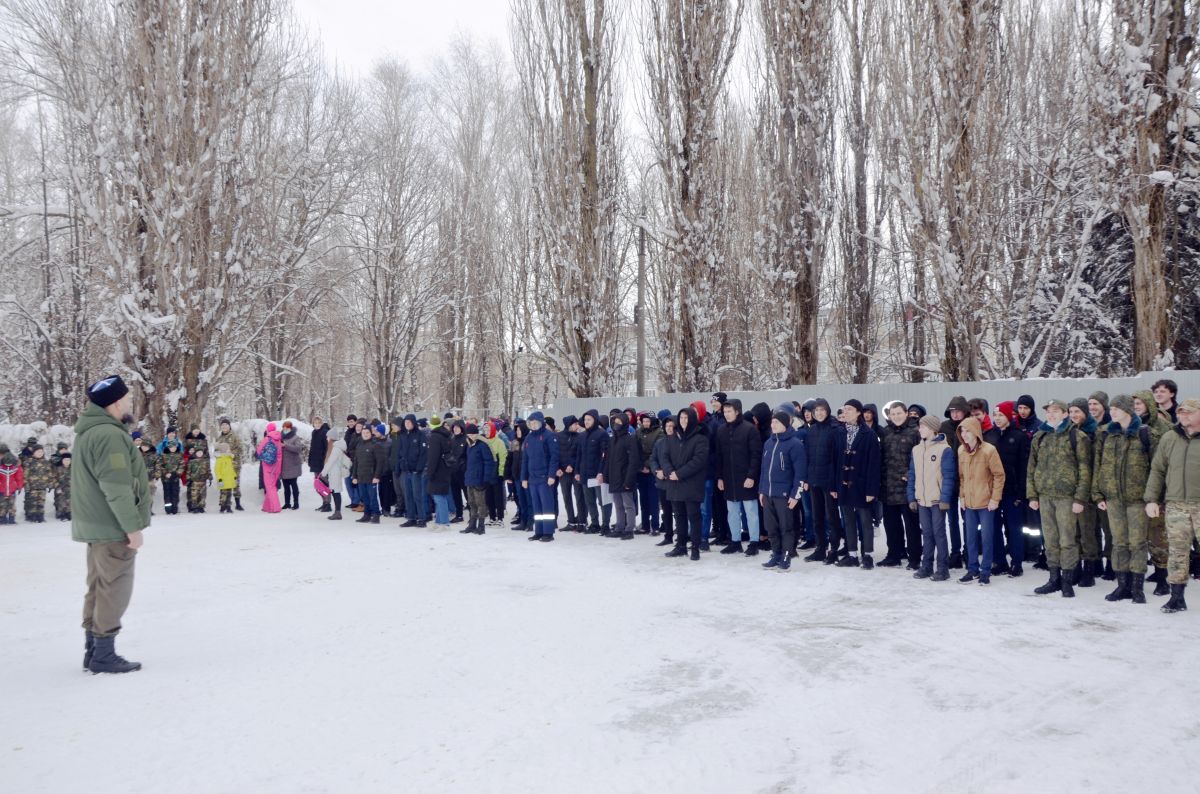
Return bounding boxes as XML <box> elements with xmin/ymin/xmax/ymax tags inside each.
<box><xmin>22</xmin><ymin>444</ymin><xmax>52</xmax><ymax>522</ymax></box>
<box><xmin>908</xmin><ymin>414</ymin><xmax>958</xmax><ymax>581</ymax></box>
<box><xmin>759</xmin><ymin>411</ymin><xmax>808</xmax><ymax>571</ymax></box>
<box><xmin>0</xmin><ymin>444</ymin><xmax>24</xmax><ymax>524</ymax></box>
<box><xmin>957</xmin><ymin>417</ymin><xmax>1006</xmax><ymax>585</ymax></box>
<box><xmin>215</xmin><ymin>443</ymin><xmax>238</xmax><ymax>513</ymax></box>
<box><xmin>462</xmin><ymin>424</ymin><xmax>498</xmax><ymax>535</ymax></box>
<box><xmin>186</xmin><ymin>449</ymin><xmax>213</xmax><ymax>513</ymax></box>
<box><xmin>137</xmin><ymin>436</ymin><xmax>160</xmax><ymax>505</ymax></box>
<box><xmin>53</xmin><ymin>453</ymin><xmax>72</xmax><ymax>520</ymax></box>
<box><xmin>160</xmin><ymin>440</ymin><xmax>185</xmax><ymax>514</ymax></box>
<box><xmin>320</xmin><ymin>437</ymin><xmax>352</xmax><ymax>520</ymax></box>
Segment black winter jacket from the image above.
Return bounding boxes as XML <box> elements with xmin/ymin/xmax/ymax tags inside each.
<box><xmin>716</xmin><ymin>414</ymin><xmax>763</xmax><ymax>501</ymax></box>
<box><xmin>664</xmin><ymin>409</ymin><xmax>710</xmax><ymax>503</ymax></box>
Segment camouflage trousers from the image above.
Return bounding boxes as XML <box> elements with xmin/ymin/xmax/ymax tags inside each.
<box><xmin>1105</xmin><ymin>500</ymin><xmax>1148</xmax><ymax>574</ymax></box>
<box><xmin>219</xmin><ymin>489</ymin><xmax>233</xmax><ymax>510</ymax></box>
<box><xmin>1166</xmin><ymin>502</ymin><xmax>1200</xmax><ymax>585</ymax></box>
<box><xmin>54</xmin><ymin>488</ymin><xmax>71</xmax><ymax>518</ymax></box>
<box><xmin>0</xmin><ymin>494</ymin><xmax>14</xmax><ymax>519</ymax></box>
<box><xmin>1149</xmin><ymin>513</ymin><xmax>1168</xmax><ymax>568</ymax></box>
<box><xmin>1076</xmin><ymin>503</ymin><xmax>1101</xmax><ymax>562</ymax></box>
<box><xmin>24</xmin><ymin>487</ymin><xmax>47</xmax><ymax>518</ymax></box>
<box><xmin>1041</xmin><ymin>498</ymin><xmax>1081</xmax><ymax>571</ymax></box>
<box><xmin>187</xmin><ymin>480</ymin><xmax>208</xmax><ymax>511</ymax></box>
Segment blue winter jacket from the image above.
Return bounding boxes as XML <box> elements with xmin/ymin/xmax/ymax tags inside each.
<box><xmin>834</xmin><ymin>423</ymin><xmax>881</xmax><ymax>507</ymax></box>
<box><xmin>521</xmin><ymin>426</ymin><xmax>560</xmax><ymax>481</ymax></box>
<box><xmin>464</xmin><ymin>439</ymin><xmax>497</xmax><ymax>488</ymax></box>
<box><xmin>805</xmin><ymin>415</ymin><xmax>841</xmax><ymax>490</ymax></box>
<box><xmin>759</xmin><ymin>427</ymin><xmax>808</xmax><ymax>500</ymax></box>
<box><xmin>396</xmin><ymin>415</ymin><xmax>428</xmax><ymax>473</ymax></box>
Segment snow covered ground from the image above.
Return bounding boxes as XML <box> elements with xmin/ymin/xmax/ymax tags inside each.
<box><xmin>4</xmin><ymin>480</ymin><xmax>1199</xmax><ymax>793</ymax></box>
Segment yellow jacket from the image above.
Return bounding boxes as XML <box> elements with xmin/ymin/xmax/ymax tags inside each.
<box><xmin>215</xmin><ymin>454</ymin><xmax>238</xmax><ymax>490</ymax></box>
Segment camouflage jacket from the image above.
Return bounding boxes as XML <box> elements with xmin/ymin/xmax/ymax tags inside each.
<box><xmin>159</xmin><ymin>445</ymin><xmax>185</xmax><ymax>479</ymax></box>
<box><xmin>184</xmin><ymin>432</ymin><xmax>209</xmax><ymax>457</ymax></box>
<box><xmin>1092</xmin><ymin>417</ymin><xmax>1154</xmax><ymax>505</ymax></box>
<box><xmin>22</xmin><ymin>456</ymin><xmax>53</xmax><ymax>490</ymax></box>
<box><xmin>1027</xmin><ymin>420</ymin><xmax>1092</xmax><ymax>503</ymax></box>
<box><xmin>880</xmin><ymin>419</ymin><xmax>921</xmax><ymax>505</ymax></box>
<box><xmin>139</xmin><ymin>444</ymin><xmax>161</xmax><ymax>480</ymax></box>
<box><xmin>54</xmin><ymin>462</ymin><xmax>72</xmax><ymax>495</ymax></box>
<box><xmin>186</xmin><ymin>455</ymin><xmax>212</xmax><ymax>482</ymax></box>
<box><xmin>216</xmin><ymin>430</ymin><xmax>243</xmax><ymax>470</ymax></box>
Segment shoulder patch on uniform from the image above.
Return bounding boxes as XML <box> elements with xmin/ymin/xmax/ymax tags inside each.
<box><xmin>109</xmin><ymin>453</ymin><xmax>128</xmax><ymax>470</ymax></box>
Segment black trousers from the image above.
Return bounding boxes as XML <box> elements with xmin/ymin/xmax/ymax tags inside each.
<box><xmin>883</xmin><ymin>503</ymin><xmax>921</xmax><ymax>564</ymax></box>
<box><xmin>671</xmin><ymin>500</ymin><xmax>702</xmax><ymax>550</ymax></box>
<box><xmin>840</xmin><ymin>505</ymin><xmax>875</xmax><ymax>554</ymax></box>
<box><xmin>560</xmin><ymin>475</ymin><xmax>584</xmax><ymax>524</ymax></box>
<box><xmin>764</xmin><ymin>497</ymin><xmax>795</xmax><ymax>555</ymax></box>
<box><xmin>282</xmin><ymin>478</ymin><xmax>299</xmax><ymax>508</ymax></box>
<box><xmin>451</xmin><ymin>470</ymin><xmax>465</xmax><ymax>515</ymax></box>
<box><xmin>659</xmin><ymin>489</ymin><xmax>673</xmax><ymax>539</ymax></box>
<box><xmin>810</xmin><ymin>486</ymin><xmax>840</xmax><ymax>551</ymax></box>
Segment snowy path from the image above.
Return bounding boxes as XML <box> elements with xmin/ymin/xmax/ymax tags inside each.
<box><xmin>3</xmin><ymin>502</ymin><xmax>1198</xmax><ymax>793</ymax></box>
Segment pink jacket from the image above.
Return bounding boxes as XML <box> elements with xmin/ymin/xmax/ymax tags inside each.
<box><xmin>258</xmin><ymin>426</ymin><xmax>283</xmax><ymax>477</ymax></box>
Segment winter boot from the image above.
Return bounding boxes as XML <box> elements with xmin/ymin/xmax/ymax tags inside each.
<box><xmin>1078</xmin><ymin>561</ymin><xmax>1095</xmax><ymax>588</ymax></box>
<box><xmin>699</xmin><ymin>540</ymin><xmax>710</xmax><ymax>552</ymax></box>
<box><xmin>318</xmin><ymin>502</ymin><xmax>332</xmax><ymax>513</ymax></box>
<box><xmin>762</xmin><ymin>553</ymin><xmax>782</xmax><ymax>569</ymax></box>
<box><xmin>1034</xmin><ymin>568</ymin><xmax>1062</xmax><ymax>595</ymax></box>
<box><xmin>1102</xmin><ymin>558</ymin><xmax>1115</xmax><ymax>581</ymax></box>
<box><xmin>1009</xmin><ymin>561</ymin><xmax>1024</xmax><ymax>578</ymax></box>
<box><xmin>88</xmin><ymin>635</ymin><xmax>141</xmax><ymax>674</ymax></box>
<box><xmin>459</xmin><ymin>525</ymin><xmax>475</xmax><ymax>534</ymax></box>
<box><xmin>824</xmin><ymin>549</ymin><xmax>839</xmax><ymax>565</ymax></box>
<box><xmin>538</xmin><ymin>534</ymin><xmax>554</xmax><ymax>542</ymax></box>
<box><xmin>1105</xmin><ymin>572</ymin><xmax>1131</xmax><ymax>602</ymax></box>
<box><xmin>1130</xmin><ymin>573</ymin><xmax>1146</xmax><ymax>604</ymax></box>
<box><xmin>804</xmin><ymin>546</ymin><xmax>827</xmax><ymax>563</ymax></box>
<box><xmin>665</xmin><ymin>544</ymin><xmax>688</xmax><ymax>558</ymax></box>
<box><xmin>328</xmin><ymin>510</ymin><xmax>342</xmax><ymax>521</ymax></box>
<box><xmin>690</xmin><ymin>547</ymin><xmax>700</xmax><ymax>561</ymax></box>
<box><xmin>1033</xmin><ymin>550</ymin><xmax>1049</xmax><ymax>571</ymax></box>
<box><xmin>370</xmin><ymin>514</ymin><xmax>380</xmax><ymax>524</ymax></box>
<box><xmin>877</xmin><ymin>555</ymin><xmax>901</xmax><ymax>568</ymax></box>
<box><xmin>1162</xmin><ymin>583</ymin><xmax>1187</xmax><ymax>614</ymax></box>
<box><xmin>743</xmin><ymin>543</ymin><xmax>759</xmax><ymax>557</ymax></box>
<box><xmin>356</xmin><ymin>512</ymin><xmax>371</xmax><ymax>523</ymax></box>
<box><xmin>400</xmin><ymin>520</ymin><xmax>417</xmax><ymax>528</ymax></box>
<box><xmin>655</xmin><ymin>533</ymin><xmax>674</xmax><ymax>547</ymax></box>
<box><xmin>83</xmin><ymin>630</ymin><xmax>94</xmax><ymax>671</ymax></box>
<box><xmin>948</xmin><ymin>550</ymin><xmax>963</xmax><ymax>570</ymax></box>
<box><xmin>836</xmin><ymin>554</ymin><xmax>860</xmax><ymax>568</ymax></box>
<box><xmin>1152</xmin><ymin>568</ymin><xmax>1170</xmax><ymax>597</ymax></box>
<box><xmin>619</xmin><ymin>531</ymin><xmax>634</xmax><ymax>540</ymax></box>
<box><xmin>1061</xmin><ymin>566</ymin><xmax>1076</xmax><ymax>598</ymax></box>
<box><xmin>991</xmin><ymin>560</ymin><xmax>1010</xmax><ymax>576</ymax></box>
<box><xmin>861</xmin><ymin>554</ymin><xmax>874</xmax><ymax>570</ymax></box>
<box><xmin>235</xmin><ymin>498</ymin><xmax>244</xmax><ymax>511</ymax></box>
<box><xmin>450</xmin><ymin>513</ymin><xmax>464</xmax><ymax>524</ymax></box>
<box><xmin>798</xmin><ymin>539</ymin><xmax>816</xmax><ymax>551</ymax></box>
<box><xmin>527</xmin><ymin>532</ymin><xmax>542</xmax><ymax>541</ymax></box>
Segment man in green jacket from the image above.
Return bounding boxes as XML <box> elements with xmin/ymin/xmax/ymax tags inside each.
<box><xmin>72</xmin><ymin>375</ymin><xmax>151</xmax><ymax>674</ymax></box>
<box><xmin>1027</xmin><ymin>399</ymin><xmax>1093</xmax><ymax>599</ymax></box>
<box><xmin>1145</xmin><ymin>398</ymin><xmax>1200</xmax><ymax>614</ymax></box>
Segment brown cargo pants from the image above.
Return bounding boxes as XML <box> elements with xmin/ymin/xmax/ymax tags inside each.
<box><xmin>82</xmin><ymin>541</ymin><xmax>137</xmax><ymax>637</ymax></box>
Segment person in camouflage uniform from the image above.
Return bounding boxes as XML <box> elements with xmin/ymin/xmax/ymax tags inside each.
<box><xmin>22</xmin><ymin>444</ymin><xmax>53</xmax><ymax>522</ymax></box>
<box><xmin>1092</xmin><ymin>395</ymin><xmax>1155</xmax><ymax>604</ymax></box>
<box><xmin>159</xmin><ymin>439</ymin><xmax>185</xmax><ymax>514</ymax></box>
<box><xmin>50</xmin><ymin>441</ymin><xmax>69</xmax><ymax>466</ymax></box>
<box><xmin>186</xmin><ymin>448</ymin><xmax>212</xmax><ymax>512</ymax></box>
<box><xmin>135</xmin><ymin>436</ymin><xmax>160</xmax><ymax>507</ymax></box>
<box><xmin>1134</xmin><ymin>389</ymin><xmax>1171</xmax><ymax>594</ymax></box>
<box><xmin>1145</xmin><ymin>398</ymin><xmax>1200</xmax><ymax>614</ymax></box>
<box><xmin>53</xmin><ymin>452</ymin><xmax>72</xmax><ymax>520</ymax></box>
<box><xmin>1027</xmin><ymin>399</ymin><xmax>1092</xmax><ymax>599</ymax></box>
<box><xmin>20</xmin><ymin>436</ymin><xmax>37</xmax><ymax>459</ymax></box>
<box><xmin>215</xmin><ymin>417</ymin><xmax>244</xmax><ymax>511</ymax></box>
<box><xmin>184</xmin><ymin>425</ymin><xmax>209</xmax><ymax>457</ymax></box>
<box><xmin>0</xmin><ymin>443</ymin><xmax>23</xmax><ymax>523</ymax></box>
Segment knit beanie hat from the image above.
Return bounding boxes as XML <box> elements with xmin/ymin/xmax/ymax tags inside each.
<box><xmin>712</xmin><ymin>392</ymin><xmax>728</xmax><ymax>405</ymax></box>
<box><xmin>429</xmin><ymin>415</ymin><xmax>442</xmax><ymax>429</ymax></box>
<box><xmin>465</xmin><ymin>423</ymin><xmax>479</xmax><ymax>436</ymax></box>
<box><xmin>844</xmin><ymin>398</ymin><xmax>864</xmax><ymax>413</ymax></box>
<box><xmin>920</xmin><ymin>415</ymin><xmax>942</xmax><ymax>435</ymax></box>
<box><xmin>1109</xmin><ymin>394</ymin><xmax>1136</xmax><ymax>417</ymax></box>
<box><xmin>772</xmin><ymin>411</ymin><xmax>792</xmax><ymax>429</ymax></box>
<box><xmin>1069</xmin><ymin>397</ymin><xmax>1089</xmax><ymax>414</ymax></box>
<box><xmin>995</xmin><ymin>401</ymin><xmax>1017</xmax><ymax>424</ymax></box>
<box><xmin>374</xmin><ymin>423</ymin><xmax>387</xmax><ymax>436</ymax></box>
<box><xmin>1089</xmin><ymin>391</ymin><xmax>1109</xmax><ymax>408</ymax></box>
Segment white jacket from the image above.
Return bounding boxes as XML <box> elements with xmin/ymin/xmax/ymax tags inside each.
<box><xmin>320</xmin><ymin>439</ymin><xmax>352</xmax><ymax>493</ymax></box>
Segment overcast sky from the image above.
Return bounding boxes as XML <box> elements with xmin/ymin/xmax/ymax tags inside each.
<box><xmin>292</xmin><ymin>0</ymin><xmax>512</xmax><ymax>77</ymax></box>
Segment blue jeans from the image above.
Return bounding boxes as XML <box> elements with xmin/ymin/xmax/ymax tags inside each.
<box><xmin>432</xmin><ymin>493</ymin><xmax>452</xmax><ymax>525</ymax></box>
<box><xmin>344</xmin><ymin>476</ymin><xmax>360</xmax><ymax>506</ymax></box>
<box><xmin>530</xmin><ymin>480</ymin><xmax>557</xmax><ymax>536</ymax></box>
<box><xmin>700</xmin><ymin>479</ymin><xmax>715</xmax><ymax>542</ymax></box>
<box><xmin>637</xmin><ymin>472</ymin><xmax>660</xmax><ymax>530</ymax></box>
<box><xmin>727</xmin><ymin>499</ymin><xmax>761</xmax><ymax>542</ymax></box>
<box><xmin>403</xmin><ymin>472</ymin><xmax>427</xmax><ymax>521</ymax></box>
<box><xmin>964</xmin><ymin>507</ymin><xmax>997</xmax><ymax>575</ymax></box>
<box><xmin>801</xmin><ymin>490</ymin><xmax>815</xmax><ymax>543</ymax></box>
<box><xmin>359</xmin><ymin>482</ymin><xmax>380</xmax><ymax>516</ymax></box>
<box><xmin>918</xmin><ymin>505</ymin><xmax>949</xmax><ymax>574</ymax></box>
<box><xmin>994</xmin><ymin>497</ymin><xmax>1026</xmax><ymax>564</ymax></box>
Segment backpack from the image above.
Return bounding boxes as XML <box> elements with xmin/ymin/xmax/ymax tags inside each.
<box><xmin>259</xmin><ymin>439</ymin><xmax>278</xmax><ymax>465</ymax></box>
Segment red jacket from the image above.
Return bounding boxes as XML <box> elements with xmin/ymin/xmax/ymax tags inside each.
<box><xmin>0</xmin><ymin>460</ymin><xmax>24</xmax><ymax>496</ymax></box>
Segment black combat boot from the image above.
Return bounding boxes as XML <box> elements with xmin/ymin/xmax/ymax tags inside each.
<box><xmin>665</xmin><ymin>544</ymin><xmax>688</xmax><ymax>558</ymax></box>
<box><xmin>235</xmin><ymin>498</ymin><xmax>244</xmax><ymax>511</ymax></box>
<box><xmin>1078</xmin><ymin>561</ymin><xmax>1095</xmax><ymax>588</ymax></box>
<box><xmin>1130</xmin><ymin>573</ymin><xmax>1146</xmax><ymax>604</ymax></box>
<box><xmin>88</xmin><ymin>635</ymin><xmax>141</xmax><ymax>674</ymax></box>
<box><xmin>720</xmin><ymin>542</ymin><xmax>744</xmax><ymax>555</ymax></box>
<box><xmin>1162</xmin><ymin>584</ymin><xmax>1187</xmax><ymax>614</ymax></box>
<box><xmin>1034</xmin><ymin>568</ymin><xmax>1062</xmax><ymax>595</ymax></box>
<box><xmin>1102</xmin><ymin>558</ymin><xmax>1116</xmax><ymax>581</ymax></box>
<box><xmin>328</xmin><ymin>510</ymin><xmax>342</xmax><ymax>520</ymax></box>
<box><xmin>1060</xmin><ymin>566</ymin><xmax>1076</xmax><ymax>598</ymax></box>
<box><xmin>1151</xmin><ymin>568</ymin><xmax>1170</xmax><ymax>597</ymax></box>
<box><xmin>655</xmin><ymin>533</ymin><xmax>674</xmax><ymax>547</ymax></box>
<box><xmin>1104</xmin><ymin>572</ymin><xmax>1131</xmax><ymax>602</ymax></box>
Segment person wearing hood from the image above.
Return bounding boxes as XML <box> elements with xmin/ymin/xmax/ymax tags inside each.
<box><xmin>956</xmin><ymin>417</ymin><xmax>1006</xmax><ymax>585</ymax></box>
<box><xmin>462</xmin><ymin>424</ymin><xmax>497</xmax><ymax>535</ymax></box>
<box><xmin>214</xmin><ymin>443</ymin><xmax>238</xmax><ymax>513</ymax></box>
<box><xmin>447</xmin><ymin>422</ymin><xmax>470</xmax><ymax>523</ymax></box>
<box><xmin>0</xmin><ymin>444</ymin><xmax>24</xmax><ymax>524</ymax></box>
<box><xmin>604</xmin><ymin>413</ymin><xmax>641</xmax><ymax>540</ymax></box>
<box><xmin>159</xmin><ymin>439</ymin><xmax>184</xmax><ymax>515</ymax></box>
<box><xmin>650</xmin><ymin>414</ymin><xmax>677</xmax><ymax>547</ymax></box>
<box><xmin>801</xmin><ymin>400</ymin><xmax>817</xmax><ymax>426</ymax></box>
<box><xmin>1093</xmin><ymin>395</ymin><xmax>1155</xmax><ymax>604</ymax></box>
<box><xmin>1134</xmin><ymin>390</ymin><xmax>1170</xmax><ymax>593</ymax></box>
<box><xmin>557</xmin><ymin>415</ymin><xmax>585</xmax><ymax>531</ymax></box>
<box><xmin>397</xmin><ymin>415</ymin><xmax>429</xmax><ymax>527</ymax></box>
<box><xmin>320</xmin><ymin>438</ymin><xmax>352</xmax><ymax>520</ymax></box>
<box><xmin>1067</xmin><ymin>398</ymin><xmax>1102</xmax><ymax>586</ymax></box>
<box><xmin>940</xmin><ymin>396</ymin><xmax>971</xmax><ymax>569</ymax></box>
<box><xmin>279</xmin><ymin>420</ymin><xmax>304</xmax><ymax>510</ymax></box>
<box><xmin>879</xmin><ymin>401</ymin><xmax>922</xmax><ymax>570</ymax></box>
<box><xmin>908</xmin><ymin>414</ymin><xmax>957</xmax><ymax>581</ymax></box>
<box><xmin>308</xmin><ymin>416</ymin><xmax>330</xmax><ymax>475</ymax></box>
<box><xmin>832</xmin><ymin>400</ymin><xmax>882</xmax><ymax>568</ymax></box>
<box><xmin>508</xmin><ymin>421</ymin><xmax>531</xmax><ymax>531</ymax></box>
<box><xmin>991</xmin><ymin>402</ymin><xmax>1030</xmax><ymax>577</ymax></box>
<box><xmin>699</xmin><ymin>398</ymin><xmax>728</xmax><ymax>549</ymax></box>
<box><xmin>574</xmin><ymin>410</ymin><xmax>609</xmax><ymax>534</ymax></box>
<box><xmin>521</xmin><ymin>411</ymin><xmax>560</xmax><ymax>541</ymax></box>
<box><xmin>759</xmin><ymin>411</ymin><xmax>807</xmax><ymax>571</ymax></box>
<box><xmin>1144</xmin><ymin>398</ymin><xmax>1200</xmax><ymax>613</ymax></box>
<box><xmin>636</xmin><ymin>413</ymin><xmax>664</xmax><ymax>535</ymax></box>
<box><xmin>907</xmin><ymin>404</ymin><xmax>927</xmax><ymax>421</ymax></box>
<box><xmin>215</xmin><ymin>418</ymin><xmax>245</xmax><ymax>512</ymax></box>
<box><xmin>716</xmin><ymin>398</ymin><xmax>765</xmax><ymax>557</ymax></box>
<box><xmin>73</xmin><ymin>375</ymin><xmax>149</xmax><ymax>674</ymax></box>
<box><xmin>257</xmin><ymin>424</ymin><xmax>284</xmax><ymax>514</ymax></box>
<box><xmin>862</xmin><ymin>404</ymin><xmax>884</xmax><ymax>442</ymax></box>
<box><xmin>804</xmin><ymin>398</ymin><xmax>843</xmax><ymax>563</ymax></box>
<box><xmin>426</xmin><ymin>415</ymin><xmax>455</xmax><ymax>527</ymax></box>
<box><xmin>663</xmin><ymin>406</ymin><xmax>710</xmax><ymax>561</ymax></box>
<box><xmin>1028</xmin><ymin>399</ymin><xmax>1093</xmax><ymax>598</ymax></box>
<box><xmin>484</xmin><ymin>421</ymin><xmax>508</xmax><ymax>526</ymax></box>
